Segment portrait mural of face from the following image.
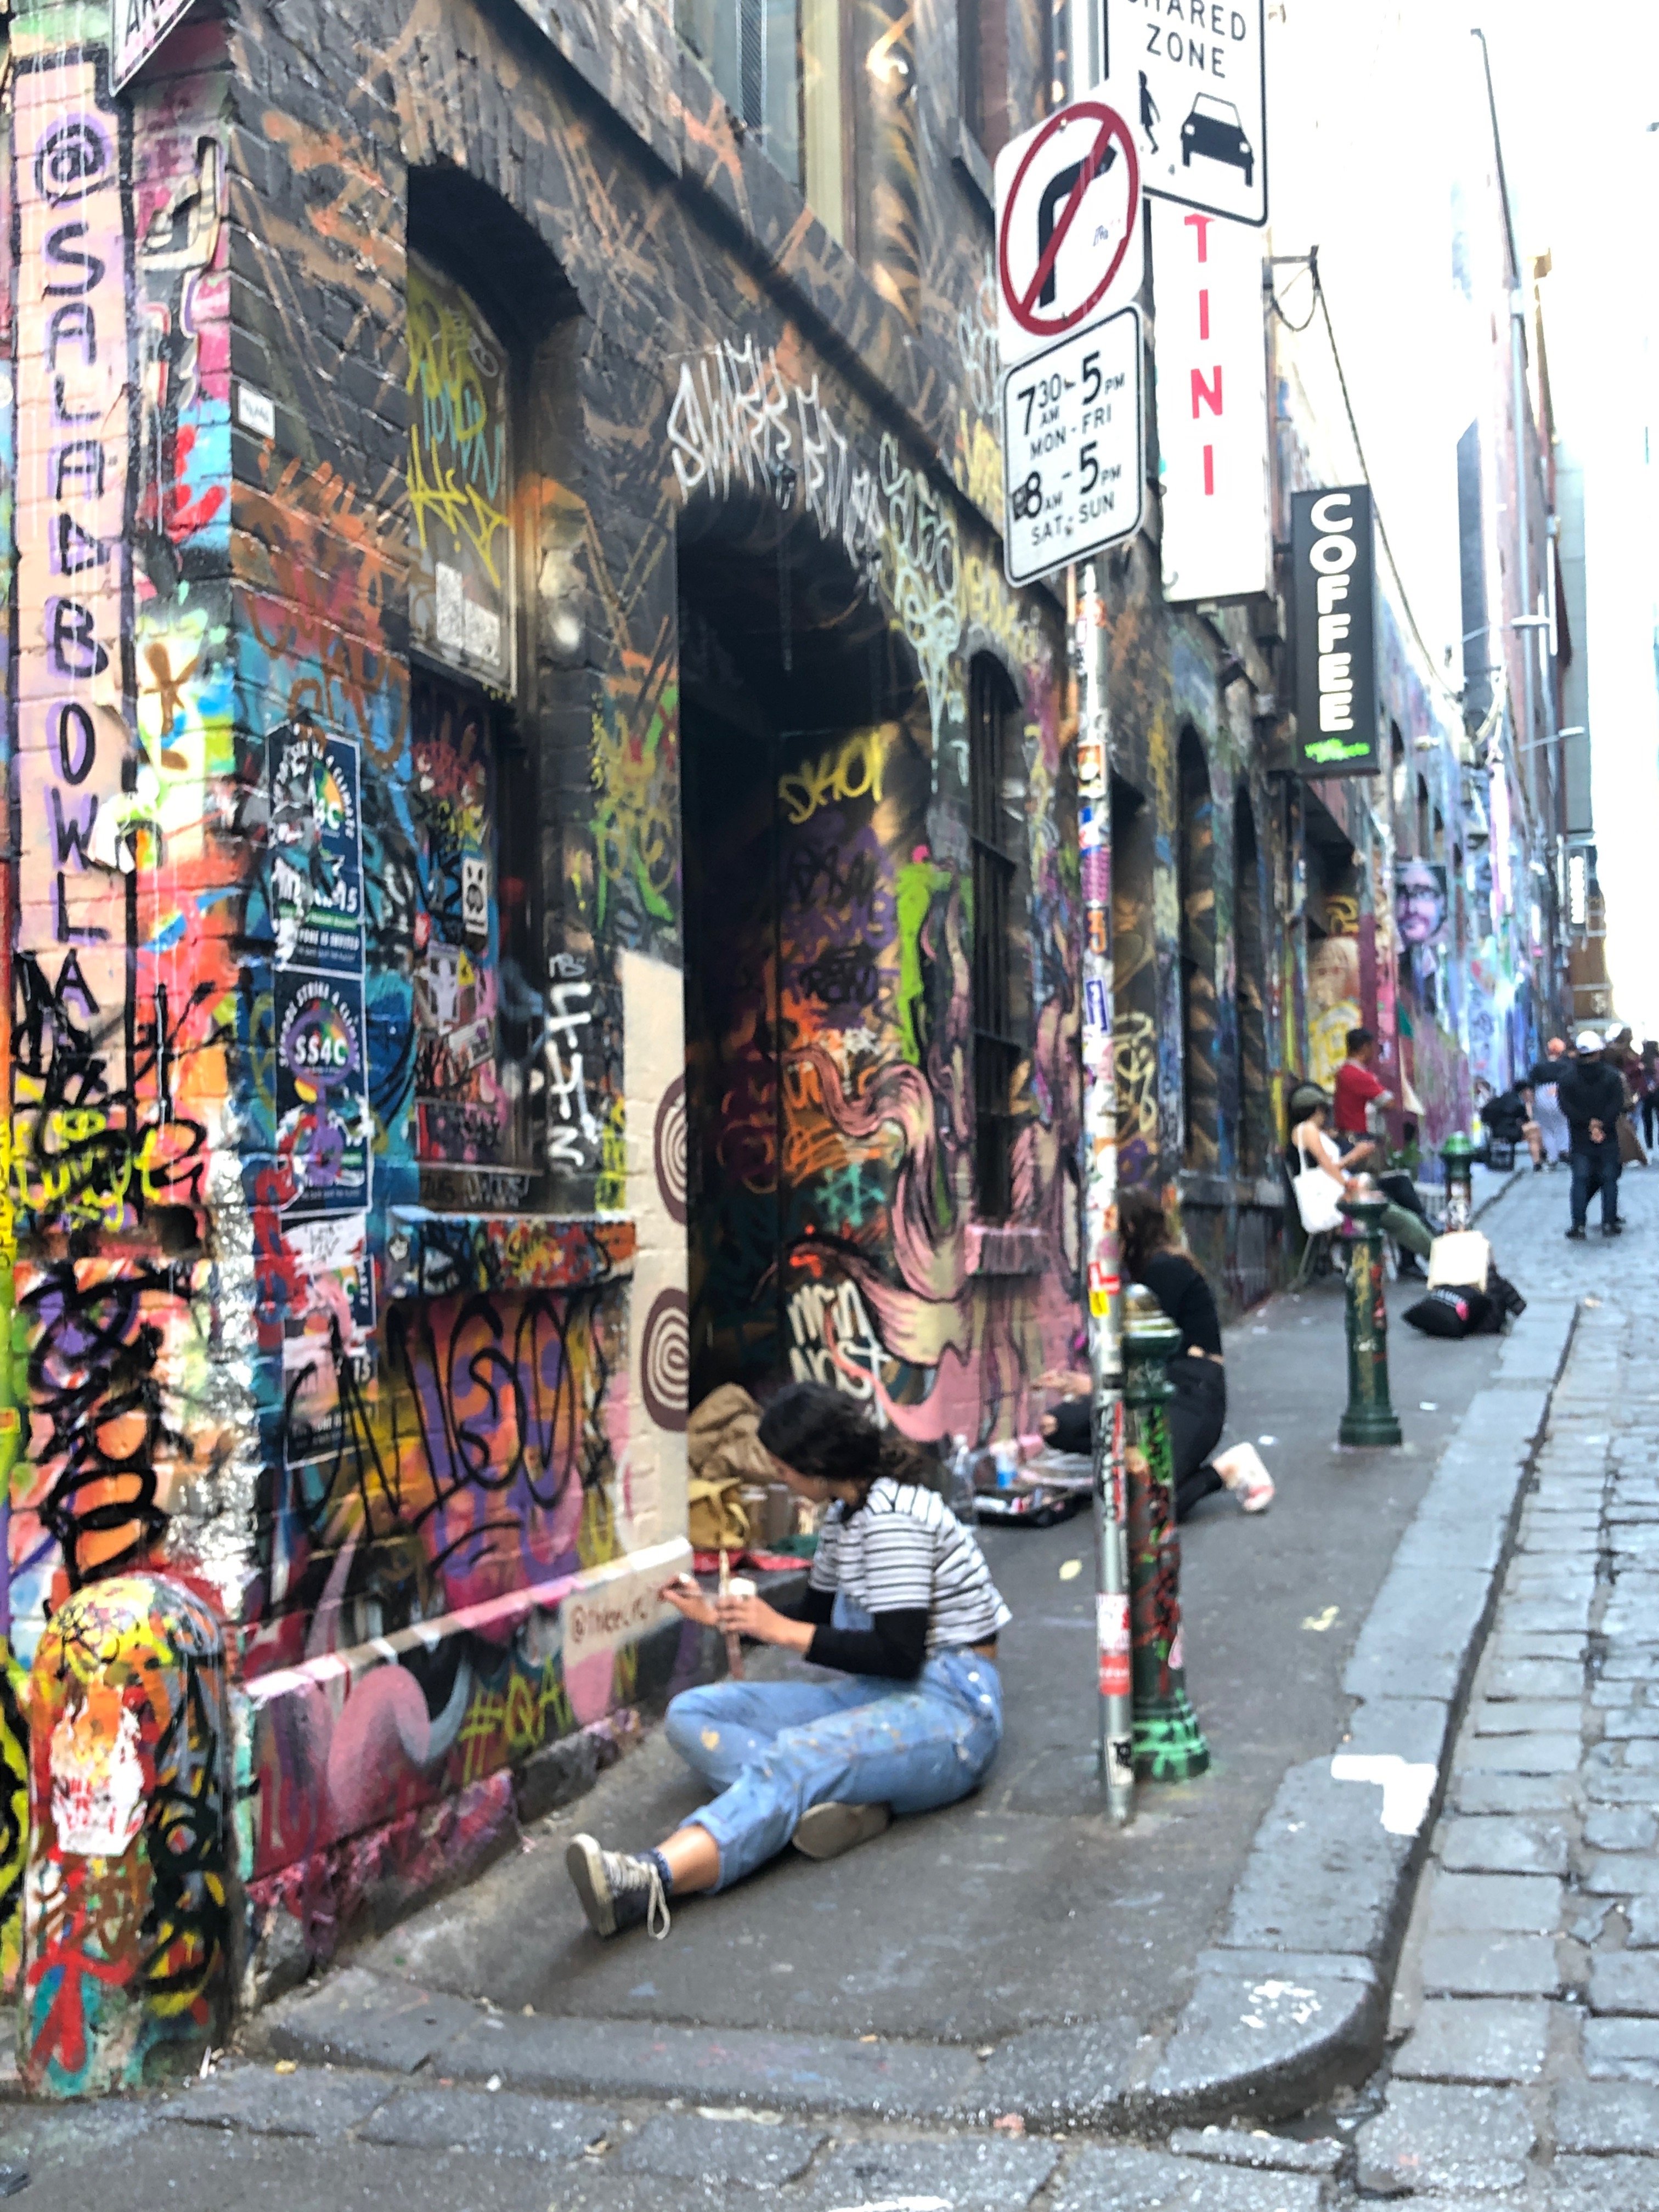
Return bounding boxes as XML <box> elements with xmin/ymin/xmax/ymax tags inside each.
<box><xmin>1396</xmin><ymin>860</ymin><xmax>1448</xmax><ymax>947</ymax></box>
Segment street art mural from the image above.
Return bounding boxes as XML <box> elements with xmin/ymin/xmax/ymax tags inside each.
<box><xmin>21</xmin><ymin>1575</ymin><xmax>230</xmax><ymax>2094</ymax></box>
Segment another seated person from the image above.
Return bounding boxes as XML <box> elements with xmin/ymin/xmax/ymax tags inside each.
<box><xmin>1332</xmin><ymin>1026</ymin><xmax>1392</xmax><ymax>1171</ymax></box>
<box><xmin>564</xmin><ymin>1384</ymin><xmax>1008</xmax><ymax>1941</ymax></box>
<box><xmin>1482</xmin><ymin>1085</ymin><xmax>1531</xmax><ymax>1150</ymax></box>
<box><xmin>1039</xmin><ymin>1189</ymin><xmax>1273</xmax><ymax>1521</ymax></box>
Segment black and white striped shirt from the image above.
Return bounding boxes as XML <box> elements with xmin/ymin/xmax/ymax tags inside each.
<box><xmin>810</xmin><ymin>1479</ymin><xmax>1011</xmax><ymax>1653</ymax></box>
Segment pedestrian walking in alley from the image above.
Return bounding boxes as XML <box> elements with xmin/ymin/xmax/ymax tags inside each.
<box><xmin>1609</xmin><ymin>1026</ymin><xmax>1650</xmax><ymax>1168</ymax></box>
<box><xmin>1525</xmin><ymin>1037</ymin><xmax>1571</xmax><ymax>1168</ymax></box>
<box><xmin>1560</xmin><ymin>1029</ymin><xmax>1627</xmax><ymax>1238</ymax></box>
<box><xmin>1331</xmin><ymin>1026</ymin><xmax>1392</xmax><ymax>1170</ymax></box>
<box><xmin>564</xmin><ymin>1385</ymin><xmax>1009</xmax><ymax>1940</ymax></box>
<box><xmin>1642</xmin><ymin>1041</ymin><xmax>1659</xmax><ymax>1151</ymax></box>
<box><xmin>1037</xmin><ymin>1189</ymin><xmax>1274</xmax><ymax>1515</ymax></box>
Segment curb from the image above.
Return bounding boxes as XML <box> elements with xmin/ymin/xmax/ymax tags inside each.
<box><xmin>249</xmin><ymin>1187</ymin><xmax>1575</xmax><ymax>2136</ymax></box>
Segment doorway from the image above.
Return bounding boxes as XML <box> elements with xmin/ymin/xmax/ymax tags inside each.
<box><xmin>678</xmin><ymin>522</ymin><xmax>926</xmax><ymax>1411</ymax></box>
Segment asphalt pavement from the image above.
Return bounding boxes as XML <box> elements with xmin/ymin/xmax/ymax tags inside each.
<box><xmin>2</xmin><ymin>1160</ymin><xmax>1603</xmax><ymax>2211</ymax></box>
<box><xmin>339</xmin><ymin>1203</ymin><xmax>1515</xmax><ymax>2051</ymax></box>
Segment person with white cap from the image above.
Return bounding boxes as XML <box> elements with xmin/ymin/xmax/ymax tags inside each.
<box><xmin>1558</xmin><ymin>1030</ymin><xmax>1626</xmax><ymax>1239</ymax></box>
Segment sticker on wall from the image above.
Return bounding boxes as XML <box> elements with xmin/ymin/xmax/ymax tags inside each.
<box><xmin>461</xmin><ymin>854</ymin><xmax>489</xmax><ymax>940</ymax></box>
<box><xmin>268</xmin><ymin>722</ymin><xmax>364</xmax><ymax>975</ymax></box>
<box><xmin>275</xmin><ymin>973</ymin><xmax>373</xmax><ymax>1218</ymax></box>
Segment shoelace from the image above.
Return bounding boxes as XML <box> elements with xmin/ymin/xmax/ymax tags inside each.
<box><xmin>642</xmin><ymin>1859</ymin><xmax>670</xmax><ymax>1940</ymax></box>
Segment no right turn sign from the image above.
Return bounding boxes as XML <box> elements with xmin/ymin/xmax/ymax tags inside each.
<box><xmin>995</xmin><ymin>99</ymin><xmax>1144</xmax><ymax>374</ymax></box>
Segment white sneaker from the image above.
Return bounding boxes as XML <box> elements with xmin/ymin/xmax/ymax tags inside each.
<box><xmin>1214</xmin><ymin>1443</ymin><xmax>1275</xmax><ymax>1513</ymax></box>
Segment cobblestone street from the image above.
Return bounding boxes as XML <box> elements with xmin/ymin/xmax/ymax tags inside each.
<box><xmin>1364</xmin><ymin>1158</ymin><xmax>1659</xmax><ymax>2203</ymax></box>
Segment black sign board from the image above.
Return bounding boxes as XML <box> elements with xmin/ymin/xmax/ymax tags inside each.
<box><xmin>1291</xmin><ymin>485</ymin><xmax>1379</xmax><ymax>777</ymax></box>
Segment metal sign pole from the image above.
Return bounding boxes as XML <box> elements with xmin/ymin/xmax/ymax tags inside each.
<box><xmin>1076</xmin><ymin>559</ymin><xmax>1133</xmax><ymax>1822</ymax></box>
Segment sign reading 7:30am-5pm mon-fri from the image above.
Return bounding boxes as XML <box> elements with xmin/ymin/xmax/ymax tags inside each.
<box><xmin>1001</xmin><ymin>306</ymin><xmax>1144</xmax><ymax>586</ymax></box>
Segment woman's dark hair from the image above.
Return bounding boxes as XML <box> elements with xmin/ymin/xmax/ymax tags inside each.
<box><xmin>757</xmin><ymin>1383</ymin><xmax>929</xmax><ymax>1491</ymax></box>
<box><xmin>1118</xmin><ymin>1186</ymin><xmax>1173</xmax><ymax>1280</ymax></box>
<box><xmin>1288</xmin><ymin>1082</ymin><xmax>1329</xmax><ymax>1126</ymax></box>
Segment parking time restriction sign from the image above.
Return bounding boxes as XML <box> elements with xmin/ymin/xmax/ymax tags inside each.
<box><xmin>1001</xmin><ymin>306</ymin><xmax>1144</xmax><ymax>585</ymax></box>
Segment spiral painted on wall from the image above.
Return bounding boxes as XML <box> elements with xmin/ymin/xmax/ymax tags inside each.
<box><xmin>640</xmin><ymin>1286</ymin><xmax>689</xmax><ymax>1431</ymax></box>
<box><xmin>653</xmin><ymin>1075</ymin><xmax>687</xmax><ymax>1224</ymax></box>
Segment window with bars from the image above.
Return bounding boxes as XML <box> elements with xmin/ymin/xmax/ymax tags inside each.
<box><xmin>675</xmin><ymin>0</ymin><xmax>848</xmax><ymax>240</ymax></box>
<box><xmin>970</xmin><ymin>657</ymin><xmax>1022</xmax><ymax>1222</ymax></box>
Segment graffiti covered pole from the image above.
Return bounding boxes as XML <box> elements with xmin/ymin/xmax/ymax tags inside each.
<box><xmin>1076</xmin><ymin>562</ymin><xmax>1133</xmax><ymax>1823</ymax></box>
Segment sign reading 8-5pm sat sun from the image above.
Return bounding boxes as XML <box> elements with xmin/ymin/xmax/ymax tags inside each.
<box><xmin>1002</xmin><ymin>306</ymin><xmax>1144</xmax><ymax>585</ymax></box>
<box><xmin>1103</xmin><ymin>0</ymin><xmax>1266</xmax><ymax>227</ymax></box>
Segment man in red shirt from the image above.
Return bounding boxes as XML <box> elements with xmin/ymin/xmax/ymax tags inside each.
<box><xmin>1332</xmin><ymin>1027</ymin><xmax>1392</xmax><ymax>1170</ymax></box>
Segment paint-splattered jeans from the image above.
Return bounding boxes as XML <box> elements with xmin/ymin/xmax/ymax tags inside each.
<box><xmin>663</xmin><ymin>1598</ymin><xmax>1003</xmax><ymax>1891</ymax></box>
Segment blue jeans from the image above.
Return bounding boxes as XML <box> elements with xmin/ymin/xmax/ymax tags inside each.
<box><xmin>1571</xmin><ymin>1137</ymin><xmax>1621</xmax><ymax>1228</ymax></box>
<box><xmin>663</xmin><ymin>1596</ymin><xmax>1002</xmax><ymax>1890</ymax></box>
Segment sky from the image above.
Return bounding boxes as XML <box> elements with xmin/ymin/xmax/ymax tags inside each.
<box><xmin>1464</xmin><ymin>7</ymin><xmax>1659</xmax><ymax>1032</ymax></box>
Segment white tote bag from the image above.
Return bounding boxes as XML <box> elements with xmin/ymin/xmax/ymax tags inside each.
<box><xmin>1428</xmin><ymin>1229</ymin><xmax>1491</xmax><ymax>1290</ymax></box>
<box><xmin>1291</xmin><ymin>1143</ymin><xmax>1345</xmax><ymax>1235</ymax></box>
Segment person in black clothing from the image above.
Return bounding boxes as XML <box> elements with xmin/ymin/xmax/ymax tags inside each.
<box><xmin>1040</xmin><ymin>1189</ymin><xmax>1273</xmax><ymax>1519</ymax></box>
<box><xmin>1559</xmin><ymin>1030</ymin><xmax>1626</xmax><ymax>1238</ymax></box>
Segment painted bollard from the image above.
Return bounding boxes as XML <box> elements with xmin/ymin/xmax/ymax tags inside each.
<box><xmin>1338</xmin><ymin>1177</ymin><xmax>1403</xmax><ymax>1448</ymax></box>
<box><xmin>1442</xmin><ymin>1130</ymin><xmax>1475</xmax><ymax>1233</ymax></box>
<box><xmin>1122</xmin><ymin>1284</ymin><xmax>1210</xmax><ymax>1781</ymax></box>
<box><xmin>21</xmin><ymin>1575</ymin><xmax>231</xmax><ymax>2096</ymax></box>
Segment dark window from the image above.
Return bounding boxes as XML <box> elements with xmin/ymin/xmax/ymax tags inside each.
<box><xmin>676</xmin><ymin>0</ymin><xmax>848</xmax><ymax>234</ymax></box>
<box><xmin>1234</xmin><ymin>792</ymin><xmax>1267</xmax><ymax>1175</ymax></box>
<box><xmin>961</xmin><ymin>0</ymin><xmax>1009</xmax><ymax>159</ymax></box>
<box><xmin>1178</xmin><ymin>730</ymin><xmax>1217</xmax><ymax>1171</ymax></box>
<box><xmin>970</xmin><ymin>656</ymin><xmax>1021</xmax><ymax>1221</ymax></box>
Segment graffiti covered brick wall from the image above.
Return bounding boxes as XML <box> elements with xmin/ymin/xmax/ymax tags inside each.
<box><xmin>0</xmin><ymin>0</ymin><xmax>1300</xmax><ymax>2057</ymax></box>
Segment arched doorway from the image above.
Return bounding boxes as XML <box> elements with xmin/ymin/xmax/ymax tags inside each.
<box><xmin>678</xmin><ymin>505</ymin><xmax>933</xmax><ymax>1412</ymax></box>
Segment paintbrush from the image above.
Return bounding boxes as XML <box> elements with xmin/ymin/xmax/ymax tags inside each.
<box><xmin>718</xmin><ymin>1545</ymin><xmax>744</xmax><ymax>1681</ymax></box>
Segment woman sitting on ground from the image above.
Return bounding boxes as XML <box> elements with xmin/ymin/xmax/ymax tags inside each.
<box><xmin>1039</xmin><ymin>1188</ymin><xmax>1274</xmax><ymax>1521</ymax></box>
<box><xmin>565</xmin><ymin>1383</ymin><xmax>1008</xmax><ymax>1942</ymax></box>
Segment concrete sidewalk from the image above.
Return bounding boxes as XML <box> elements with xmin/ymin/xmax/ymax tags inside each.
<box><xmin>0</xmin><ymin>1167</ymin><xmax>1585</xmax><ymax>2208</ymax></box>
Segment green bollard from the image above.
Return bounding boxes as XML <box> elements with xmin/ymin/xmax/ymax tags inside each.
<box><xmin>1123</xmin><ymin>1283</ymin><xmax>1210</xmax><ymax>1781</ymax></box>
<box><xmin>1442</xmin><ymin>1130</ymin><xmax>1475</xmax><ymax>1233</ymax></box>
<box><xmin>1338</xmin><ymin>1176</ymin><xmax>1403</xmax><ymax>1447</ymax></box>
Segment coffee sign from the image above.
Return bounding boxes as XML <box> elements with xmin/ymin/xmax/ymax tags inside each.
<box><xmin>1291</xmin><ymin>485</ymin><xmax>1379</xmax><ymax>778</ymax></box>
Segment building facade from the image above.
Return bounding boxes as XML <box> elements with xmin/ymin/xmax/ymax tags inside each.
<box><xmin>0</xmin><ymin>0</ymin><xmax>1570</xmax><ymax>2084</ymax></box>
<box><xmin>0</xmin><ymin>0</ymin><xmax>1109</xmax><ymax>2076</ymax></box>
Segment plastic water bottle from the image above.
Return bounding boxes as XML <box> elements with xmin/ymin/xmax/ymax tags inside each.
<box><xmin>946</xmin><ymin>1436</ymin><xmax>979</xmax><ymax>1526</ymax></box>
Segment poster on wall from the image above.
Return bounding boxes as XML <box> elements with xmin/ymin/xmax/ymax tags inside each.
<box><xmin>1291</xmin><ymin>484</ymin><xmax>1379</xmax><ymax>777</ymax></box>
<box><xmin>275</xmin><ymin>972</ymin><xmax>373</xmax><ymax>1220</ymax></box>
<box><xmin>1395</xmin><ymin>859</ymin><xmax>1449</xmax><ymax>947</ymax></box>
<box><xmin>280</xmin><ymin>1214</ymin><xmax>376</xmax><ymax>1468</ymax></box>
<box><xmin>1152</xmin><ymin>200</ymin><xmax>1270</xmax><ymax>604</ymax></box>
<box><xmin>268</xmin><ymin>723</ymin><xmax>365</xmax><ymax>975</ymax></box>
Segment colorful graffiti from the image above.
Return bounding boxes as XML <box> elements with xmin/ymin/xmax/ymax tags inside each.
<box><xmin>21</xmin><ymin>1576</ymin><xmax>229</xmax><ymax>2093</ymax></box>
